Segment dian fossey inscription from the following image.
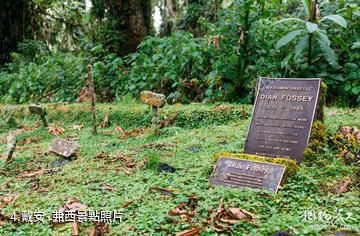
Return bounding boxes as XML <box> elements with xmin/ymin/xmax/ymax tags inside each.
<box><xmin>210</xmin><ymin>157</ymin><xmax>285</xmax><ymax>192</ymax></box>
<box><xmin>244</xmin><ymin>78</ymin><xmax>321</xmax><ymax>163</ymax></box>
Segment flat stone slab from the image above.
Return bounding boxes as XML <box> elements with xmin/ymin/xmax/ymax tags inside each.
<box><xmin>29</xmin><ymin>104</ymin><xmax>46</xmax><ymax>116</ymax></box>
<box><xmin>140</xmin><ymin>91</ymin><xmax>166</xmax><ymax>108</ymax></box>
<box><xmin>210</xmin><ymin>157</ymin><xmax>285</xmax><ymax>192</ymax></box>
<box><xmin>49</xmin><ymin>138</ymin><xmax>79</xmax><ymax>158</ymax></box>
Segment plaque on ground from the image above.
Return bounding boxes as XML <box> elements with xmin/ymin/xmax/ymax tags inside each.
<box><xmin>29</xmin><ymin>104</ymin><xmax>45</xmax><ymax>116</ymax></box>
<box><xmin>244</xmin><ymin>78</ymin><xmax>321</xmax><ymax>163</ymax></box>
<box><xmin>210</xmin><ymin>157</ymin><xmax>285</xmax><ymax>192</ymax></box>
<box><xmin>49</xmin><ymin>138</ymin><xmax>78</xmax><ymax>158</ymax></box>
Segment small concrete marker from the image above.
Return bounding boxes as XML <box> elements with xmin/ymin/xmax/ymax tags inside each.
<box><xmin>29</xmin><ymin>104</ymin><xmax>48</xmax><ymax>127</ymax></box>
<box><xmin>140</xmin><ymin>91</ymin><xmax>166</xmax><ymax>108</ymax></box>
<box><xmin>140</xmin><ymin>91</ymin><xmax>166</xmax><ymax>133</ymax></box>
<box><xmin>6</xmin><ymin>132</ymin><xmax>17</xmax><ymax>161</ymax></box>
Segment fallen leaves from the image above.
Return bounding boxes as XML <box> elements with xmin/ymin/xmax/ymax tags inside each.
<box><xmin>115</xmin><ymin>126</ymin><xmax>124</xmax><ymax>133</ymax></box>
<box><xmin>121</xmin><ymin>200</ymin><xmax>134</xmax><ymax>209</ymax></box>
<box><xmin>0</xmin><ymin>213</ymin><xmax>7</xmax><ymax>226</ymax></box>
<box><xmin>211</xmin><ymin>105</ymin><xmax>232</xmax><ymax>112</ymax></box>
<box><xmin>100</xmin><ymin>183</ymin><xmax>115</xmax><ymax>192</ymax></box>
<box><xmin>72</xmin><ymin>221</ymin><xmax>80</xmax><ymax>236</ymax></box>
<box><xmin>53</xmin><ymin>197</ymin><xmax>110</xmax><ymax>235</ymax></box>
<box><xmin>88</xmin><ymin>222</ymin><xmax>111</xmax><ymax>236</ymax></box>
<box><xmin>337</xmin><ymin>178</ymin><xmax>352</xmax><ymax>195</ymax></box>
<box><xmin>47</xmin><ymin>124</ymin><xmax>65</xmax><ymax>136</ymax></box>
<box><xmin>96</xmin><ymin>152</ymin><xmax>144</xmax><ymax>174</ymax></box>
<box><xmin>169</xmin><ymin>196</ymin><xmax>199</xmax><ymax>221</ymax></box>
<box><xmin>149</xmin><ymin>187</ymin><xmax>175</xmax><ymax>196</ymax></box>
<box><xmin>135</xmin><ymin>142</ymin><xmax>176</xmax><ymax>151</ymax></box>
<box><xmin>328</xmin><ymin>110</ymin><xmax>354</xmax><ymax>116</ymax></box>
<box><xmin>55</xmin><ymin>199</ymin><xmax>87</xmax><ymax>236</ymax></box>
<box><xmin>99</xmin><ymin>114</ymin><xmax>110</xmax><ymax>128</ymax></box>
<box><xmin>71</xmin><ymin>124</ymin><xmax>84</xmax><ymax>131</ymax></box>
<box><xmin>115</xmin><ymin>152</ymin><xmax>137</xmax><ymax>168</ymax></box>
<box><xmin>169</xmin><ymin>197</ymin><xmax>255</xmax><ymax>234</ymax></box>
<box><xmin>17</xmin><ymin>124</ymin><xmax>35</xmax><ymax>132</ymax></box>
<box><xmin>213</xmin><ymin>198</ymin><xmax>255</xmax><ymax>233</ymax></box>
<box><xmin>0</xmin><ymin>154</ymin><xmax>6</xmax><ymax>161</ymax></box>
<box><xmin>17</xmin><ymin>169</ymin><xmax>49</xmax><ymax>179</ymax></box>
<box><xmin>0</xmin><ymin>181</ymin><xmax>10</xmax><ymax>191</ymax></box>
<box><xmin>169</xmin><ymin>196</ymin><xmax>202</xmax><ymax>235</ymax></box>
<box><xmin>78</xmin><ymin>86</ymin><xmax>92</xmax><ymax>102</ymax></box>
<box><xmin>18</xmin><ymin>136</ymin><xmax>42</xmax><ymax>145</ymax></box>
<box><xmin>95</xmin><ymin>152</ymin><xmax>110</xmax><ymax>160</ymax></box>
<box><xmin>28</xmin><ymin>179</ymin><xmax>49</xmax><ymax>193</ymax></box>
<box><xmin>119</xmin><ymin>128</ymin><xmax>146</xmax><ymax>139</ymax></box>
<box><xmin>176</xmin><ymin>228</ymin><xmax>200</xmax><ymax>236</ymax></box>
<box><xmin>115</xmin><ymin>152</ymin><xmax>145</xmax><ymax>172</ymax></box>
<box><xmin>0</xmin><ymin>193</ymin><xmax>19</xmax><ymax>207</ymax></box>
<box><xmin>158</xmin><ymin>112</ymin><xmax>180</xmax><ymax>129</ymax></box>
<box><xmin>339</xmin><ymin>126</ymin><xmax>360</xmax><ymax>140</ymax></box>
<box><xmin>59</xmin><ymin>198</ymin><xmax>87</xmax><ymax>213</ymax></box>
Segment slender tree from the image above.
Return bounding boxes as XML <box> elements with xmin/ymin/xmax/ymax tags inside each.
<box><xmin>91</xmin><ymin>0</ymin><xmax>152</xmax><ymax>55</ymax></box>
<box><xmin>0</xmin><ymin>0</ymin><xmax>26</xmax><ymax>64</ymax></box>
<box><xmin>0</xmin><ymin>0</ymin><xmax>44</xmax><ymax>65</ymax></box>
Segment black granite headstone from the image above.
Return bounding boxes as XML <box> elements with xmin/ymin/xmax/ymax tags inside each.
<box><xmin>244</xmin><ymin>78</ymin><xmax>321</xmax><ymax>163</ymax></box>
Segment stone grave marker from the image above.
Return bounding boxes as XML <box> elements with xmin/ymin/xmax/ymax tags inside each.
<box><xmin>209</xmin><ymin>78</ymin><xmax>320</xmax><ymax>193</ymax></box>
<box><xmin>140</xmin><ymin>91</ymin><xmax>166</xmax><ymax>132</ymax></box>
<box><xmin>210</xmin><ymin>157</ymin><xmax>285</xmax><ymax>192</ymax></box>
<box><xmin>29</xmin><ymin>104</ymin><xmax>48</xmax><ymax>127</ymax></box>
<box><xmin>6</xmin><ymin>132</ymin><xmax>17</xmax><ymax>161</ymax></box>
<box><xmin>49</xmin><ymin>138</ymin><xmax>79</xmax><ymax>158</ymax></box>
<box><xmin>244</xmin><ymin>78</ymin><xmax>321</xmax><ymax>163</ymax></box>
<box><xmin>140</xmin><ymin>91</ymin><xmax>166</xmax><ymax>108</ymax></box>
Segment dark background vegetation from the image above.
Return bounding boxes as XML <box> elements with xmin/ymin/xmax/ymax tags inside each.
<box><xmin>0</xmin><ymin>0</ymin><xmax>359</xmax><ymax>106</ymax></box>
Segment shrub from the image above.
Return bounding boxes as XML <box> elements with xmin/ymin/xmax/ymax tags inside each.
<box><xmin>125</xmin><ymin>32</ymin><xmax>226</xmax><ymax>103</ymax></box>
<box><xmin>332</xmin><ymin>126</ymin><xmax>360</xmax><ymax>166</ymax></box>
<box><xmin>0</xmin><ymin>51</ymin><xmax>85</xmax><ymax>103</ymax></box>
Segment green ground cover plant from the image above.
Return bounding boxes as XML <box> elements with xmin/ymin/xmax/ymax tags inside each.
<box><xmin>0</xmin><ymin>103</ymin><xmax>359</xmax><ymax>235</ymax></box>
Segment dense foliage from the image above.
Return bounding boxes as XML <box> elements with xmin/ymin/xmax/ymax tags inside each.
<box><xmin>332</xmin><ymin>126</ymin><xmax>360</xmax><ymax>166</ymax></box>
<box><xmin>0</xmin><ymin>0</ymin><xmax>359</xmax><ymax>105</ymax></box>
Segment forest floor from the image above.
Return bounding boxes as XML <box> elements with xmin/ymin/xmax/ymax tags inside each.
<box><xmin>0</xmin><ymin>102</ymin><xmax>359</xmax><ymax>236</ymax></box>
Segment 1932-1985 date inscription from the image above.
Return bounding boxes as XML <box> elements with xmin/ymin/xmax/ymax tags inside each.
<box><xmin>244</xmin><ymin>78</ymin><xmax>321</xmax><ymax>163</ymax></box>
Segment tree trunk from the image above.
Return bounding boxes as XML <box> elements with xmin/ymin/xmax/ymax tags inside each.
<box><xmin>0</xmin><ymin>0</ymin><xmax>24</xmax><ymax>64</ymax></box>
<box><xmin>160</xmin><ymin>0</ymin><xmax>177</xmax><ymax>36</ymax></box>
<box><xmin>109</xmin><ymin>0</ymin><xmax>151</xmax><ymax>55</ymax></box>
<box><xmin>0</xmin><ymin>0</ymin><xmax>40</xmax><ymax>65</ymax></box>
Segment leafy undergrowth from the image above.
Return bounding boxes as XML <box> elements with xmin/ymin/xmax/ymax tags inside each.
<box><xmin>0</xmin><ymin>103</ymin><xmax>359</xmax><ymax>236</ymax></box>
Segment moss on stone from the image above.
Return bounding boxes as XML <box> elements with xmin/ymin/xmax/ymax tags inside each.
<box><xmin>304</xmin><ymin>120</ymin><xmax>327</xmax><ymax>159</ymax></box>
<box><xmin>314</xmin><ymin>82</ymin><xmax>327</xmax><ymax>123</ymax></box>
<box><xmin>331</xmin><ymin>126</ymin><xmax>360</xmax><ymax>166</ymax></box>
<box><xmin>213</xmin><ymin>152</ymin><xmax>299</xmax><ymax>179</ymax></box>
<box><xmin>304</xmin><ymin>81</ymin><xmax>328</xmax><ymax>159</ymax></box>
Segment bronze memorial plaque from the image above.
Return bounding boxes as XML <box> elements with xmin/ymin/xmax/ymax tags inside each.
<box><xmin>244</xmin><ymin>78</ymin><xmax>321</xmax><ymax>163</ymax></box>
<box><xmin>210</xmin><ymin>157</ymin><xmax>285</xmax><ymax>192</ymax></box>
